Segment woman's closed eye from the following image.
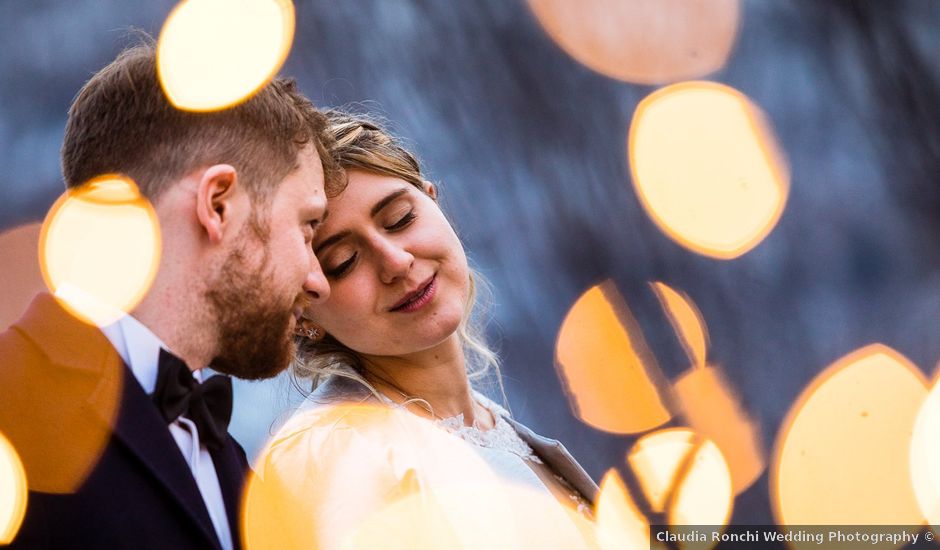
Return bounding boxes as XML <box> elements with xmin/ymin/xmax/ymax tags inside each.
<box><xmin>385</xmin><ymin>209</ymin><xmax>416</xmax><ymax>231</ymax></box>
<box><xmin>325</xmin><ymin>252</ymin><xmax>357</xmax><ymax>278</ymax></box>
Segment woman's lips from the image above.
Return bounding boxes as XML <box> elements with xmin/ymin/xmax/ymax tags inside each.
<box><xmin>390</xmin><ymin>276</ymin><xmax>437</xmax><ymax>313</ymax></box>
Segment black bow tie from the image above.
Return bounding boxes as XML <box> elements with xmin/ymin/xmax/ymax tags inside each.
<box><xmin>152</xmin><ymin>348</ymin><xmax>233</xmax><ymax>451</ymax></box>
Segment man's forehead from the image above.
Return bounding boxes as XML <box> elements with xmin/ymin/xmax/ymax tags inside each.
<box><xmin>279</xmin><ymin>149</ymin><xmax>325</xmax><ymax>194</ymax></box>
<box><xmin>296</xmin><ymin>144</ymin><xmax>324</xmax><ymax>178</ymax></box>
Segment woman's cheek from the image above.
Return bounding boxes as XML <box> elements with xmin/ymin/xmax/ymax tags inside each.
<box><xmin>337</xmin><ymin>274</ymin><xmax>377</xmax><ymax>318</ymax></box>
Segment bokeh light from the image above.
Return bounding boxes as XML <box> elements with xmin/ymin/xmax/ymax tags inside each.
<box><xmin>244</xmin><ymin>403</ymin><xmax>596</xmax><ymax>549</ymax></box>
<box><xmin>0</xmin><ymin>222</ymin><xmax>45</xmax><ymax>330</ymax></box>
<box><xmin>650</xmin><ymin>281</ymin><xmax>764</xmax><ymax>494</ymax></box>
<box><xmin>0</xmin><ymin>432</ymin><xmax>27</xmax><ymax>545</ymax></box>
<box><xmin>0</xmin><ymin>292</ymin><xmax>124</xmax><ymax>494</ymax></box>
<box><xmin>651</xmin><ymin>281</ymin><xmax>708</xmax><ymax>367</ymax></box>
<box><xmin>628</xmin><ymin>428</ymin><xmax>733</xmax><ymax>530</ymax></box>
<box><xmin>773</xmin><ymin>344</ymin><xmax>927</xmax><ymax>535</ymax></box>
<box><xmin>526</xmin><ymin>0</ymin><xmax>740</xmax><ymax>85</ymax></box>
<box><xmin>910</xmin><ymin>370</ymin><xmax>940</xmax><ymax>526</ymax></box>
<box><xmin>555</xmin><ymin>280</ymin><xmax>671</xmax><ymax>434</ymax></box>
<box><xmin>595</xmin><ymin>469</ymin><xmax>649</xmax><ymax>550</ymax></box>
<box><xmin>674</xmin><ymin>366</ymin><xmax>764</xmax><ymax>496</ymax></box>
<box><xmin>338</xmin><ymin>484</ymin><xmax>594</xmax><ymax>550</ymax></box>
<box><xmin>629</xmin><ymin>81</ymin><xmax>789</xmax><ymax>259</ymax></box>
<box><xmin>158</xmin><ymin>0</ymin><xmax>295</xmax><ymax>111</ymax></box>
<box><xmin>39</xmin><ymin>175</ymin><xmax>161</xmax><ymax>327</ymax></box>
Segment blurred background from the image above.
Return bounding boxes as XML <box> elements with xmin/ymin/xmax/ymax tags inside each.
<box><xmin>2</xmin><ymin>0</ymin><xmax>940</xmax><ymax>533</ymax></box>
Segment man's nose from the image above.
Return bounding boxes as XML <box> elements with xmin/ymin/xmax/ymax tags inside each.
<box><xmin>303</xmin><ymin>255</ymin><xmax>331</xmax><ymax>303</ymax></box>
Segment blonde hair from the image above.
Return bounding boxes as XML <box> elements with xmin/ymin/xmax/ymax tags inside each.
<box><xmin>292</xmin><ymin>111</ymin><xmax>503</xmax><ymax>404</ymax></box>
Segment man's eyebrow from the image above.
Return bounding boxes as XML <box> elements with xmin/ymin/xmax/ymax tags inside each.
<box><xmin>314</xmin><ymin>229</ymin><xmax>350</xmax><ymax>255</ymax></box>
<box><xmin>303</xmin><ymin>202</ymin><xmax>327</xmax><ymax>226</ymax></box>
<box><xmin>370</xmin><ymin>188</ymin><xmax>410</xmax><ymax>218</ymax></box>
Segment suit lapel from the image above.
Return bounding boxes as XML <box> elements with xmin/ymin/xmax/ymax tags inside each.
<box><xmin>505</xmin><ymin>417</ymin><xmax>599</xmax><ymax>505</ymax></box>
<box><xmin>210</xmin><ymin>439</ymin><xmax>249</xmax><ymax>550</ymax></box>
<box><xmin>109</xmin><ymin>366</ymin><xmax>222</xmax><ymax>549</ymax></box>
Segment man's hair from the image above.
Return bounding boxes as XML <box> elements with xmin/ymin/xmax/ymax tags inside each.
<box><xmin>61</xmin><ymin>42</ymin><xmax>339</xmax><ymax>202</ymax></box>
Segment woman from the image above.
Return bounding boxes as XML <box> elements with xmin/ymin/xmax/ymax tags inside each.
<box><xmin>249</xmin><ymin>112</ymin><xmax>598</xmax><ymax>549</ymax></box>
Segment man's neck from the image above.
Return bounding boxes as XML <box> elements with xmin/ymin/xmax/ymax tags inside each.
<box><xmin>132</xmin><ymin>280</ymin><xmax>215</xmax><ymax>372</ymax></box>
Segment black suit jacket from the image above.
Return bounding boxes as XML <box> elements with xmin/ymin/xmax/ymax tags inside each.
<box><xmin>0</xmin><ymin>293</ymin><xmax>249</xmax><ymax>549</ymax></box>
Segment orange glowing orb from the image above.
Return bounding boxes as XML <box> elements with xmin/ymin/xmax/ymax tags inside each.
<box><xmin>158</xmin><ymin>0</ymin><xmax>295</xmax><ymax>111</ymax></box>
<box><xmin>555</xmin><ymin>281</ymin><xmax>671</xmax><ymax>434</ymax></box>
<box><xmin>651</xmin><ymin>281</ymin><xmax>709</xmax><ymax>367</ymax></box>
<box><xmin>595</xmin><ymin>469</ymin><xmax>649</xmax><ymax>550</ymax></box>
<box><xmin>0</xmin><ymin>432</ymin><xmax>27</xmax><ymax>545</ymax></box>
<box><xmin>527</xmin><ymin>0</ymin><xmax>740</xmax><ymax>85</ymax></box>
<box><xmin>628</xmin><ymin>428</ymin><xmax>733</xmax><ymax>529</ymax></box>
<box><xmin>773</xmin><ymin>344</ymin><xmax>927</xmax><ymax>532</ymax></box>
<box><xmin>911</xmin><ymin>370</ymin><xmax>940</xmax><ymax>526</ymax></box>
<box><xmin>673</xmin><ymin>366</ymin><xmax>765</xmax><ymax>496</ymax></box>
<box><xmin>340</xmin><ymin>483</ymin><xmax>594</xmax><ymax>550</ymax></box>
<box><xmin>39</xmin><ymin>175</ymin><xmax>161</xmax><ymax>326</ymax></box>
<box><xmin>650</xmin><ymin>282</ymin><xmax>764</xmax><ymax>494</ymax></box>
<box><xmin>629</xmin><ymin>81</ymin><xmax>789</xmax><ymax>259</ymax></box>
<box><xmin>0</xmin><ymin>223</ymin><xmax>45</xmax><ymax>330</ymax></box>
<box><xmin>246</xmin><ymin>403</ymin><xmax>559</xmax><ymax>550</ymax></box>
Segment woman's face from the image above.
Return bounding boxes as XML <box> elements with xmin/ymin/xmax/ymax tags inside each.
<box><xmin>306</xmin><ymin>169</ymin><xmax>469</xmax><ymax>357</ymax></box>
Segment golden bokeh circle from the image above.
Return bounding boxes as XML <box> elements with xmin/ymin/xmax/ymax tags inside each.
<box><xmin>628</xmin><ymin>427</ymin><xmax>733</xmax><ymax>530</ymax></box>
<box><xmin>772</xmin><ymin>344</ymin><xmax>927</xmax><ymax>542</ymax></box>
<box><xmin>158</xmin><ymin>0</ymin><xmax>295</xmax><ymax>111</ymax></box>
<box><xmin>39</xmin><ymin>175</ymin><xmax>161</xmax><ymax>326</ymax></box>
<box><xmin>527</xmin><ymin>0</ymin><xmax>740</xmax><ymax>85</ymax></box>
<box><xmin>595</xmin><ymin>469</ymin><xmax>649</xmax><ymax>550</ymax></box>
<box><xmin>629</xmin><ymin>81</ymin><xmax>789</xmax><ymax>259</ymax></box>
<box><xmin>910</xmin><ymin>370</ymin><xmax>940</xmax><ymax>526</ymax></box>
<box><xmin>0</xmin><ymin>431</ymin><xmax>27</xmax><ymax>545</ymax></box>
<box><xmin>555</xmin><ymin>281</ymin><xmax>671</xmax><ymax>434</ymax></box>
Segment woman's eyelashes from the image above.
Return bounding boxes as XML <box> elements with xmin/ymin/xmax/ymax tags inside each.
<box><xmin>326</xmin><ymin>253</ymin><xmax>357</xmax><ymax>278</ymax></box>
<box><xmin>385</xmin><ymin>209</ymin><xmax>416</xmax><ymax>231</ymax></box>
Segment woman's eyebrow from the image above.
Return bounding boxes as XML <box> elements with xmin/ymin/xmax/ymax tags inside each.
<box><xmin>370</xmin><ymin>188</ymin><xmax>410</xmax><ymax>218</ymax></box>
<box><xmin>314</xmin><ymin>229</ymin><xmax>350</xmax><ymax>255</ymax></box>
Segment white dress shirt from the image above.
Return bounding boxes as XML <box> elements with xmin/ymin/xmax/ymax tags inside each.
<box><xmin>101</xmin><ymin>314</ymin><xmax>234</xmax><ymax>550</ymax></box>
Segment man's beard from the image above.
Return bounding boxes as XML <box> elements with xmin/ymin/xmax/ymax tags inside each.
<box><xmin>204</xmin><ymin>224</ymin><xmax>298</xmax><ymax>380</ymax></box>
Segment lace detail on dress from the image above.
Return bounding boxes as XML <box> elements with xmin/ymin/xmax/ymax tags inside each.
<box><xmin>436</xmin><ymin>411</ymin><xmax>544</xmax><ymax>465</ymax></box>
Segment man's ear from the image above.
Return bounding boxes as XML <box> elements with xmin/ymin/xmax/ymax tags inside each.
<box><xmin>195</xmin><ymin>164</ymin><xmax>240</xmax><ymax>244</ymax></box>
<box><xmin>422</xmin><ymin>180</ymin><xmax>438</xmax><ymax>200</ymax></box>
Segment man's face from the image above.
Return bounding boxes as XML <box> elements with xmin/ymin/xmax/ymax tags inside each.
<box><xmin>207</xmin><ymin>145</ymin><xmax>329</xmax><ymax>379</ymax></box>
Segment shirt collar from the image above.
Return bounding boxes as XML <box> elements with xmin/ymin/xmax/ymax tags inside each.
<box><xmin>100</xmin><ymin>314</ymin><xmax>202</xmax><ymax>394</ymax></box>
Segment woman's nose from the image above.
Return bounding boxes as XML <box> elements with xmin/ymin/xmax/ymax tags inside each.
<box><xmin>376</xmin><ymin>238</ymin><xmax>414</xmax><ymax>285</ymax></box>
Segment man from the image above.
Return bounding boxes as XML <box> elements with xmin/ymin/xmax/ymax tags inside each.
<box><xmin>0</xmin><ymin>43</ymin><xmax>337</xmax><ymax>549</ymax></box>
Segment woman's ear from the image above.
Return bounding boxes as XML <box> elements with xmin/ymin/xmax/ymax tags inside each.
<box><xmin>195</xmin><ymin>164</ymin><xmax>239</xmax><ymax>244</ymax></box>
<box><xmin>422</xmin><ymin>180</ymin><xmax>438</xmax><ymax>200</ymax></box>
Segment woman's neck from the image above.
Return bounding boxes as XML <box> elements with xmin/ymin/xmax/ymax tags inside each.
<box><xmin>361</xmin><ymin>336</ymin><xmax>492</xmax><ymax>428</ymax></box>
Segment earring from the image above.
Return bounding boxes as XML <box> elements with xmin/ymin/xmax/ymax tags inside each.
<box><xmin>296</xmin><ymin>325</ymin><xmax>324</xmax><ymax>341</ymax></box>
